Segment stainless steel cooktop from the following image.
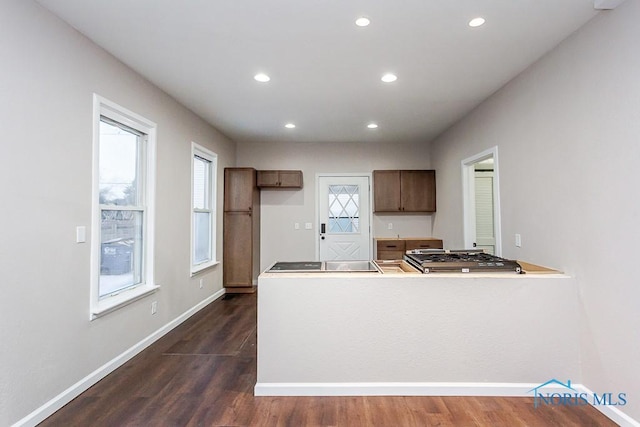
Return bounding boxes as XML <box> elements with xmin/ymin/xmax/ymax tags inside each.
<box><xmin>404</xmin><ymin>249</ymin><xmax>522</xmax><ymax>274</ymax></box>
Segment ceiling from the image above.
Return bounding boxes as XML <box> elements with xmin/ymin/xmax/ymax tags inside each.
<box><xmin>36</xmin><ymin>0</ymin><xmax>603</xmax><ymax>145</ymax></box>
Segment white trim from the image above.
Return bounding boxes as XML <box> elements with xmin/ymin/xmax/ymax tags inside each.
<box><xmin>574</xmin><ymin>384</ymin><xmax>640</xmax><ymax>427</ymax></box>
<box><xmin>13</xmin><ymin>288</ymin><xmax>226</xmax><ymax>427</ymax></box>
<box><xmin>190</xmin><ymin>142</ymin><xmax>218</xmax><ymax>274</ymax></box>
<box><xmin>190</xmin><ymin>260</ymin><xmax>221</xmax><ymax>277</ymax></box>
<box><xmin>315</xmin><ymin>173</ymin><xmax>374</xmax><ymax>261</ymax></box>
<box><xmin>91</xmin><ymin>284</ymin><xmax>160</xmax><ymax>318</ymax></box>
<box><xmin>90</xmin><ymin>94</ymin><xmax>158</xmax><ymax>320</ymax></box>
<box><xmin>461</xmin><ymin>146</ymin><xmax>502</xmax><ymax>256</ymax></box>
<box><xmin>254</xmin><ymin>382</ymin><xmax>639</xmax><ymax>425</ymax></box>
<box><xmin>255</xmin><ymin>381</ymin><xmax>564</xmax><ymax>397</ymax></box>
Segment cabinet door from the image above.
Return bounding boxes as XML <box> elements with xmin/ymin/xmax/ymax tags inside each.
<box><xmin>373</xmin><ymin>170</ymin><xmax>401</xmax><ymax>212</ymax></box>
<box><xmin>257</xmin><ymin>170</ymin><xmax>303</xmax><ymax>188</ymax></box>
<box><xmin>223</xmin><ymin>212</ymin><xmax>253</xmax><ymax>287</ymax></box>
<box><xmin>224</xmin><ymin>168</ymin><xmax>256</xmax><ymax>212</ymax></box>
<box><xmin>401</xmin><ymin>170</ymin><xmax>436</xmax><ymax>212</ymax></box>
<box><xmin>256</xmin><ymin>170</ymin><xmax>279</xmax><ymax>187</ymax></box>
<box><xmin>405</xmin><ymin>239</ymin><xmax>443</xmax><ymax>250</ymax></box>
<box><xmin>277</xmin><ymin>171</ymin><xmax>303</xmax><ymax>188</ymax></box>
<box><xmin>376</xmin><ymin>239</ymin><xmax>405</xmax><ymax>260</ymax></box>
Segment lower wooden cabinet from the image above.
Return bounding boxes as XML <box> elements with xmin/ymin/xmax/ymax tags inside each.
<box><xmin>376</xmin><ymin>240</ymin><xmax>406</xmax><ymax>260</ymax></box>
<box><xmin>223</xmin><ymin>211</ymin><xmax>260</xmax><ymax>291</ymax></box>
<box><xmin>375</xmin><ymin>238</ymin><xmax>443</xmax><ymax>260</ymax></box>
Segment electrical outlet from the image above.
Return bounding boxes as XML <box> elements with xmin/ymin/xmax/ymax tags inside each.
<box><xmin>151</xmin><ymin>301</ymin><xmax>158</xmax><ymax>315</ymax></box>
<box><xmin>199</xmin><ymin>278</ymin><xmax>204</xmax><ymax>289</ymax></box>
<box><xmin>515</xmin><ymin>234</ymin><xmax>522</xmax><ymax>248</ymax></box>
<box><xmin>387</xmin><ymin>223</ymin><xmax>393</xmax><ymax>230</ymax></box>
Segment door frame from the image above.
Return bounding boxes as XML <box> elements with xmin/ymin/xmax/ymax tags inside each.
<box><xmin>315</xmin><ymin>173</ymin><xmax>373</xmax><ymax>261</ymax></box>
<box><xmin>461</xmin><ymin>146</ymin><xmax>503</xmax><ymax>256</ymax></box>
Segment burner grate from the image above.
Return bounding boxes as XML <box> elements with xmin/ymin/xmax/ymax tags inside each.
<box><xmin>404</xmin><ymin>250</ymin><xmax>522</xmax><ymax>274</ymax></box>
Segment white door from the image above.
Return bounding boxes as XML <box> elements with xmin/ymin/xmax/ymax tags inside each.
<box><xmin>318</xmin><ymin>175</ymin><xmax>371</xmax><ymax>261</ymax></box>
<box><xmin>462</xmin><ymin>147</ymin><xmax>503</xmax><ymax>256</ymax></box>
<box><xmin>475</xmin><ymin>170</ymin><xmax>496</xmax><ymax>254</ymax></box>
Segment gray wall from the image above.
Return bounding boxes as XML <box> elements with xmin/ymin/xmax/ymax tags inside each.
<box><xmin>236</xmin><ymin>141</ymin><xmax>434</xmax><ymax>270</ymax></box>
<box><xmin>0</xmin><ymin>1</ymin><xmax>234</xmax><ymax>424</ymax></box>
<box><xmin>431</xmin><ymin>0</ymin><xmax>640</xmax><ymax>420</ymax></box>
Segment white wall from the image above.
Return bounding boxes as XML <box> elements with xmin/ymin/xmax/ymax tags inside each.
<box><xmin>258</xmin><ymin>274</ymin><xmax>577</xmax><ymax>388</ymax></box>
<box><xmin>236</xmin><ymin>141</ymin><xmax>434</xmax><ymax>270</ymax></box>
<box><xmin>0</xmin><ymin>1</ymin><xmax>235</xmax><ymax>425</ymax></box>
<box><xmin>431</xmin><ymin>0</ymin><xmax>640</xmax><ymax>420</ymax></box>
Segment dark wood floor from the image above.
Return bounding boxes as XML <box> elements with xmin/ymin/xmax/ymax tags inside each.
<box><xmin>41</xmin><ymin>293</ymin><xmax>616</xmax><ymax>426</ymax></box>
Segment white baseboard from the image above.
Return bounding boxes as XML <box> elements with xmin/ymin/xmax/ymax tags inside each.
<box><xmin>13</xmin><ymin>288</ymin><xmax>225</xmax><ymax>427</ymax></box>
<box><xmin>574</xmin><ymin>384</ymin><xmax>640</xmax><ymax>427</ymax></box>
<box><xmin>255</xmin><ymin>382</ymin><xmax>639</xmax><ymax>426</ymax></box>
<box><xmin>254</xmin><ymin>381</ymin><xmax>552</xmax><ymax>397</ymax></box>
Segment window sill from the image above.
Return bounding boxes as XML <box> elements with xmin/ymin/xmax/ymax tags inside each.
<box><xmin>91</xmin><ymin>284</ymin><xmax>160</xmax><ymax>320</ymax></box>
<box><xmin>191</xmin><ymin>260</ymin><xmax>220</xmax><ymax>276</ymax></box>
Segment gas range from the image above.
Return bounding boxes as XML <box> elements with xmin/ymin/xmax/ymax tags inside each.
<box><xmin>404</xmin><ymin>249</ymin><xmax>522</xmax><ymax>274</ymax></box>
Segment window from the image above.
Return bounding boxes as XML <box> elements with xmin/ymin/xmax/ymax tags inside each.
<box><xmin>328</xmin><ymin>184</ymin><xmax>360</xmax><ymax>233</ymax></box>
<box><xmin>91</xmin><ymin>95</ymin><xmax>157</xmax><ymax>319</ymax></box>
<box><xmin>191</xmin><ymin>143</ymin><xmax>218</xmax><ymax>273</ymax></box>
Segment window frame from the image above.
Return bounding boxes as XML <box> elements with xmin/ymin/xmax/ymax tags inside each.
<box><xmin>90</xmin><ymin>94</ymin><xmax>158</xmax><ymax>320</ymax></box>
<box><xmin>190</xmin><ymin>142</ymin><xmax>218</xmax><ymax>274</ymax></box>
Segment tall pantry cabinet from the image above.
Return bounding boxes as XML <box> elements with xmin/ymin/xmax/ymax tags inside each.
<box><xmin>223</xmin><ymin>168</ymin><xmax>260</xmax><ymax>293</ymax></box>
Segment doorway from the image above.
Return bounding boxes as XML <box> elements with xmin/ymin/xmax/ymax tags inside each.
<box><xmin>462</xmin><ymin>147</ymin><xmax>502</xmax><ymax>256</ymax></box>
<box><xmin>317</xmin><ymin>175</ymin><xmax>371</xmax><ymax>260</ymax></box>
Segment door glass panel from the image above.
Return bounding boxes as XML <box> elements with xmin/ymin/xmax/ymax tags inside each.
<box><xmin>328</xmin><ymin>185</ymin><xmax>360</xmax><ymax>233</ymax></box>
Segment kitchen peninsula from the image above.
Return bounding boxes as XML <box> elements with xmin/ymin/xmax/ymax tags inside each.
<box><xmin>255</xmin><ymin>269</ymin><xmax>575</xmax><ymax>397</ymax></box>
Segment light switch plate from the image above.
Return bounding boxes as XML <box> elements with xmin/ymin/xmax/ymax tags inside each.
<box><xmin>515</xmin><ymin>234</ymin><xmax>522</xmax><ymax>248</ymax></box>
<box><xmin>305</xmin><ymin>223</ymin><xmax>312</xmax><ymax>230</ymax></box>
<box><xmin>76</xmin><ymin>226</ymin><xmax>86</xmax><ymax>243</ymax></box>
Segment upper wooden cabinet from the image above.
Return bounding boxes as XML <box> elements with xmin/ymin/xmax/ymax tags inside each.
<box><xmin>373</xmin><ymin>170</ymin><xmax>436</xmax><ymax>213</ymax></box>
<box><xmin>257</xmin><ymin>170</ymin><xmax>303</xmax><ymax>189</ymax></box>
<box><xmin>224</xmin><ymin>168</ymin><xmax>259</xmax><ymax>212</ymax></box>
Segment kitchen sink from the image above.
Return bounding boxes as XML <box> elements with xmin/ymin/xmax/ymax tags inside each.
<box><xmin>324</xmin><ymin>260</ymin><xmax>380</xmax><ymax>272</ymax></box>
<box><xmin>266</xmin><ymin>260</ymin><xmax>380</xmax><ymax>273</ymax></box>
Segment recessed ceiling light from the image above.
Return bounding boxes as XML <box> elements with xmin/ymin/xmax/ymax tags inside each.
<box><xmin>355</xmin><ymin>17</ymin><xmax>370</xmax><ymax>27</ymax></box>
<box><xmin>254</xmin><ymin>73</ymin><xmax>270</xmax><ymax>82</ymax></box>
<box><xmin>381</xmin><ymin>73</ymin><xmax>397</xmax><ymax>83</ymax></box>
<box><xmin>367</xmin><ymin>123</ymin><xmax>378</xmax><ymax>129</ymax></box>
<box><xmin>468</xmin><ymin>17</ymin><xmax>485</xmax><ymax>27</ymax></box>
<box><xmin>285</xmin><ymin>123</ymin><xmax>296</xmax><ymax>129</ymax></box>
